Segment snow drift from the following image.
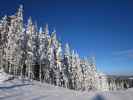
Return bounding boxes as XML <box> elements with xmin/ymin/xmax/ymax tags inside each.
<box><xmin>0</xmin><ymin>69</ymin><xmax>13</xmax><ymax>84</ymax></box>
<box><xmin>0</xmin><ymin>78</ymin><xmax>133</xmax><ymax>100</ymax></box>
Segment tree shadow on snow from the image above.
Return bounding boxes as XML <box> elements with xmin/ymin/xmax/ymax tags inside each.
<box><xmin>0</xmin><ymin>83</ymin><xmax>33</xmax><ymax>90</ymax></box>
<box><xmin>0</xmin><ymin>83</ymin><xmax>33</xmax><ymax>100</ymax></box>
<box><xmin>92</xmin><ymin>94</ymin><xmax>105</xmax><ymax>100</ymax></box>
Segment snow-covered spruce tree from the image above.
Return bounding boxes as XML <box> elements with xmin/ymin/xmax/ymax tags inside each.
<box><xmin>80</xmin><ymin>58</ymin><xmax>87</xmax><ymax>91</ymax></box>
<box><xmin>15</xmin><ymin>5</ymin><xmax>24</xmax><ymax>77</ymax></box>
<box><xmin>40</xmin><ymin>24</ymin><xmax>51</xmax><ymax>83</ymax></box>
<box><xmin>0</xmin><ymin>19</ymin><xmax>3</xmax><ymax>70</ymax></box>
<box><xmin>20</xmin><ymin>17</ymin><xmax>34</xmax><ymax>79</ymax></box>
<box><xmin>55</xmin><ymin>40</ymin><xmax>62</xmax><ymax>86</ymax></box>
<box><xmin>73</xmin><ymin>52</ymin><xmax>83</xmax><ymax>90</ymax></box>
<box><xmin>49</xmin><ymin>29</ymin><xmax>62</xmax><ymax>86</ymax></box>
<box><xmin>87</xmin><ymin>57</ymin><xmax>97</xmax><ymax>90</ymax></box>
<box><xmin>80</xmin><ymin>57</ymin><xmax>94</xmax><ymax>91</ymax></box>
<box><xmin>48</xmin><ymin>34</ymin><xmax>55</xmax><ymax>84</ymax></box>
<box><xmin>66</xmin><ymin>49</ymin><xmax>82</xmax><ymax>90</ymax></box>
<box><xmin>39</xmin><ymin>25</ymin><xmax>51</xmax><ymax>82</ymax></box>
<box><xmin>0</xmin><ymin>15</ymin><xmax>8</xmax><ymax>71</ymax></box>
<box><xmin>69</xmin><ymin>50</ymin><xmax>77</xmax><ymax>89</ymax></box>
<box><xmin>32</xmin><ymin>22</ymin><xmax>40</xmax><ymax>80</ymax></box>
<box><xmin>38</xmin><ymin>27</ymin><xmax>43</xmax><ymax>82</ymax></box>
<box><xmin>62</xmin><ymin>43</ymin><xmax>73</xmax><ymax>89</ymax></box>
<box><xmin>5</xmin><ymin>5</ymin><xmax>23</xmax><ymax>76</ymax></box>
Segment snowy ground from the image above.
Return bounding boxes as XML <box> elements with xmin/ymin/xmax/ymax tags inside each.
<box><xmin>0</xmin><ymin>73</ymin><xmax>133</xmax><ymax>100</ymax></box>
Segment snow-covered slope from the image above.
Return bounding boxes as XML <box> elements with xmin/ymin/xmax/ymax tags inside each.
<box><xmin>0</xmin><ymin>78</ymin><xmax>133</xmax><ymax>100</ymax></box>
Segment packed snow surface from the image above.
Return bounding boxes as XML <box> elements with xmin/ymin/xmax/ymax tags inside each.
<box><xmin>0</xmin><ymin>78</ymin><xmax>133</xmax><ymax>100</ymax></box>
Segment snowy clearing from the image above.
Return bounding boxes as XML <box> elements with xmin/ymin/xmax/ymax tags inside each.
<box><xmin>0</xmin><ymin>78</ymin><xmax>133</xmax><ymax>100</ymax></box>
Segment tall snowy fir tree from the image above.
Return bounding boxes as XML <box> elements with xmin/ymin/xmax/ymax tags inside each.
<box><xmin>63</xmin><ymin>43</ymin><xmax>73</xmax><ymax>89</ymax></box>
<box><xmin>70</xmin><ymin>50</ymin><xmax>77</xmax><ymax>89</ymax></box>
<box><xmin>41</xmin><ymin>24</ymin><xmax>51</xmax><ymax>83</ymax></box>
<box><xmin>39</xmin><ymin>25</ymin><xmax>50</xmax><ymax>82</ymax></box>
<box><xmin>0</xmin><ymin>15</ymin><xmax>8</xmax><ymax>71</ymax></box>
<box><xmin>74</xmin><ymin>52</ymin><xmax>83</xmax><ymax>90</ymax></box>
<box><xmin>4</xmin><ymin>5</ymin><xmax>23</xmax><ymax>76</ymax></box>
<box><xmin>49</xmin><ymin>29</ymin><xmax>61</xmax><ymax>86</ymax></box>
<box><xmin>55</xmin><ymin>40</ymin><xmax>63</xmax><ymax>86</ymax></box>
<box><xmin>23</xmin><ymin>17</ymin><xmax>34</xmax><ymax>79</ymax></box>
<box><xmin>32</xmin><ymin>22</ymin><xmax>40</xmax><ymax>80</ymax></box>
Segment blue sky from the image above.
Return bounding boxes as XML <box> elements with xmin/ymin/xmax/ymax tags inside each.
<box><xmin>0</xmin><ymin>0</ymin><xmax>133</xmax><ymax>75</ymax></box>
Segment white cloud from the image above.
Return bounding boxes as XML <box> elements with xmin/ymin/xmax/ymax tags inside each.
<box><xmin>113</xmin><ymin>49</ymin><xmax>133</xmax><ymax>55</ymax></box>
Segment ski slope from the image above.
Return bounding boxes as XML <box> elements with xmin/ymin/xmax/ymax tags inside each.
<box><xmin>0</xmin><ymin>72</ymin><xmax>133</xmax><ymax>100</ymax></box>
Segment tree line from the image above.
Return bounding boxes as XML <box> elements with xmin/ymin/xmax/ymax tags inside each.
<box><xmin>0</xmin><ymin>5</ymin><xmax>100</xmax><ymax>91</ymax></box>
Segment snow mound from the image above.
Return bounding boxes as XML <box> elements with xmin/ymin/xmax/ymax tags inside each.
<box><xmin>0</xmin><ymin>78</ymin><xmax>133</xmax><ymax>100</ymax></box>
<box><xmin>0</xmin><ymin>69</ymin><xmax>13</xmax><ymax>83</ymax></box>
